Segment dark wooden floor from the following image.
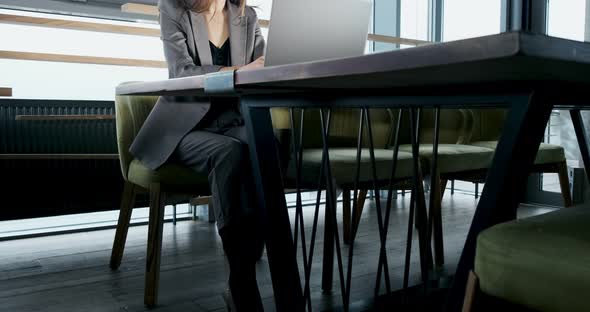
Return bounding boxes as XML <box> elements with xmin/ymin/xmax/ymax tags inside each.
<box><xmin>0</xmin><ymin>192</ymin><xmax>557</xmax><ymax>312</ymax></box>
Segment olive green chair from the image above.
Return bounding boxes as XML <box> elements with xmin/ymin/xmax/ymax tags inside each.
<box><xmin>279</xmin><ymin>108</ymin><xmax>424</xmax><ymax>292</ymax></box>
<box><xmin>395</xmin><ymin>109</ymin><xmax>496</xmax><ymax>266</ymax></box>
<box><xmin>467</xmin><ymin>109</ymin><xmax>572</xmax><ymax>207</ymax></box>
<box><xmin>283</xmin><ymin>108</ymin><xmax>420</xmax><ymax>244</ymax></box>
<box><xmin>111</xmin><ymin>92</ymin><xmax>210</xmax><ymax>306</ymax></box>
<box><xmin>398</xmin><ymin>109</ymin><xmax>496</xmax><ymax>184</ymax></box>
<box><xmin>464</xmin><ymin>205</ymin><xmax>590</xmax><ymax>311</ymax></box>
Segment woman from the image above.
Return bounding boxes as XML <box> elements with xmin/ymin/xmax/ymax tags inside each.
<box><xmin>130</xmin><ymin>0</ymin><xmax>266</xmax><ymax>310</ymax></box>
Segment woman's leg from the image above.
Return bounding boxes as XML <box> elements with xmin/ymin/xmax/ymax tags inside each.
<box><xmin>173</xmin><ymin>129</ymin><xmax>263</xmax><ymax>311</ymax></box>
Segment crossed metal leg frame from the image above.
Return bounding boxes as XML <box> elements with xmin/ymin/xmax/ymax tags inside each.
<box><xmin>287</xmin><ymin>106</ymin><xmax>444</xmax><ymax>311</ymax></box>
<box><xmin>241</xmin><ymin>89</ymin><xmax>590</xmax><ymax>312</ymax></box>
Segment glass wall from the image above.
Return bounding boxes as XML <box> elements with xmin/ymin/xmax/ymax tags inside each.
<box><xmin>547</xmin><ymin>0</ymin><xmax>586</xmax><ymax>41</ymax></box>
<box><xmin>249</xmin><ymin>0</ymin><xmax>272</xmax><ymax>39</ymax></box>
<box><xmin>0</xmin><ymin>9</ymin><xmax>166</xmax><ymax>100</ymax></box>
<box><xmin>540</xmin><ymin>0</ymin><xmax>587</xmax><ymax>195</ymax></box>
<box><xmin>400</xmin><ymin>0</ymin><xmax>429</xmax><ymax>42</ymax></box>
<box><xmin>0</xmin><ymin>0</ymin><xmax>275</xmax><ymax>101</ymax></box>
<box><xmin>443</xmin><ymin>0</ymin><xmax>502</xmax><ymax>42</ymax></box>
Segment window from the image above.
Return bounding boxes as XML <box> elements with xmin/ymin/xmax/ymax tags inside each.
<box><xmin>249</xmin><ymin>0</ymin><xmax>272</xmax><ymax>39</ymax></box>
<box><xmin>401</xmin><ymin>0</ymin><xmax>429</xmax><ymax>42</ymax></box>
<box><xmin>537</xmin><ymin>0</ymin><xmax>587</xmax><ymax>195</ymax></box>
<box><xmin>0</xmin><ymin>9</ymin><xmax>167</xmax><ymax>100</ymax></box>
<box><xmin>443</xmin><ymin>0</ymin><xmax>502</xmax><ymax>42</ymax></box>
<box><xmin>547</xmin><ymin>0</ymin><xmax>586</xmax><ymax>41</ymax></box>
<box><xmin>0</xmin><ymin>1</ymin><xmax>274</xmax><ymax>101</ymax></box>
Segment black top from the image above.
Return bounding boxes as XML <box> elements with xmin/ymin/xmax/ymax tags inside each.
<box><xmin>198</xmin><ymin>39</ymin><xmax>243</xmax><ymax>129</ymax></box>
<box><xmin>210</xmin><ymin>39</ymin><xmax>231</xmax><ymax>67</ymax></box>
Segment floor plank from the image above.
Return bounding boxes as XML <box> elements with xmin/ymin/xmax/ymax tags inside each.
<box><xmin>0</xmin><ymin>193</ymin><xmax>557</xmax><ymax>311</ymax></box>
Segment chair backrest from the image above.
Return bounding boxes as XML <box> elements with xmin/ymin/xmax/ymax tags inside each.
<box><xmin>114</xmin><ymin>91</ymin><xmax>159</xmax><ymax>180</ymax></box>
<box><xmin>274</xmin><ymin>108</ymin><xmax>393</xmax><ymax>149</ymax></box>
<box><xmin>114</xmin><ymin>97</ymin><xmax>294</xmax><ymax>180</ymax></box>
<box><xmin>393</xmin><ymin>109</ymin><xmax>473</xmax><ymax>145</ymax></box>
<box><xmin>468</xmin><ymin>108</ymin><xmax>508</xmax><ymax>142</ymax></box>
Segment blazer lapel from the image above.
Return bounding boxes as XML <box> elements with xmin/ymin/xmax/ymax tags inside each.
<box><xmin>228</xmin><ymin>3</ymin><xmax>248</xmax><ymax>66</ymax></box>
<box><xmin>190</xmin><ymin>11</ymin><xmax>214</xmax><ymax>66</ymax></box>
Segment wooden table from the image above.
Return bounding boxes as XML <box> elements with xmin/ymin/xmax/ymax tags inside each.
<box><xmin>117</xmin><ymin>31</ymin><xmax>590</xmax><ymax>311</ymax></box>
<box><xmin>0</xmin><ymin>87</ymin><xmax>12</xmax><ymax>97</ymax></box>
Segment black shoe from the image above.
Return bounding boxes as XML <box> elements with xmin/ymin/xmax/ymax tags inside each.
<box><xmin>220</xmin><ymin>223</ymin><xmax>264</xmax><ymax>312</ymax></box>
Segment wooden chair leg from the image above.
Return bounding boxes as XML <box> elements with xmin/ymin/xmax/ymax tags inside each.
<box><xmin>350</xmin><ymin>189</ymin><xmax>367</xmax><ymax>242</ymax></box>
<box><xmin>462</xmin><ymin>271</ymin><xmax>480</xmax><ymax>312</ymax></box>
<box><xmin>342</xmin><ymin>188</ymin><xmax>352</xmax><ymax>244</ymax></box>
<box><xmin>110</xmin><ymin>181</ymin><xmax>136</xmax><ymax>270</ymax></box>
<box><xmin>557</xmin><ymin>161</ymin><xmax>573</xmax><ymax>207</ymax></box>
<box><xmin>145</xmin><ymin>183</ymin><xmax>166</xmax><ymax>307</ymax></box>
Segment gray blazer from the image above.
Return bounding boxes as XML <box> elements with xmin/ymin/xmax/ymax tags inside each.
<box><xmin>130</xmin><ymin>0</ymin><xmax>266</xmax><ymax>170</ymax></box>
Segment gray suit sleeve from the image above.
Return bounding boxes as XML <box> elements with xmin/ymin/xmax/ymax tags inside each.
<box><xmin>159</xmin><ymin>8</ymin><xmax>222</xmax><ymax>78</ymax></box>
<box><xmin>251</xmin><ymin>9</ymin><xmax>266</xmax><ymax>60</ymax></box>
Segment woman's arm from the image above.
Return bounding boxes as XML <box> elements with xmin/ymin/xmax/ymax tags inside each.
<box><xmin>251</xmin><ymin>8</ymin><xmax>266</xmax><ymax>60</ymax></box>
<box><xmin>159</xmin><ymin>8</ymin><xmax>224</xmax><ymax>78</ymax></box>
<box><xmin>235</xmin><ymin>6</ymin><xmax>265</xmax><ymax>72</ymax></box>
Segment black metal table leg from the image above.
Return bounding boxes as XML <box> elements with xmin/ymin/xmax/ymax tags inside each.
<box><xmin>570</xmin><ymin>110</ymin><xmax>590</xmax><ymax>183</ymax></box>
<box><xmin>428</xmin><ymin>107</ymin><xmax>445</xmax><ymax>268</ymax></box>
<box><xmin>241</xmin><ymin>99</ymin><xmax>305</xmax><ymax>312</ymax></box>
<box><xmin>322</xmin><ymin>193</ymin><xmax>335</xmax><ymax>292</ymax></box>
<box><xmin>446</xmin><ymin>92</ymin><xmax>554</xmax><ymax>311</ymax></box>
<box><xmin>409</xmin><ymin>108</ymin><xmax>432</xmax><ymax>284</ymax></box>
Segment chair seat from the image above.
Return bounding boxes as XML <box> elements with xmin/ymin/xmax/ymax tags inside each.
<box><xmin>470</xmin><ymin>141</ymin><xmax>565</xmax><ymax>165</ymax></box>
<box><xmin>127</xmin><ymin>159</ymin><xmax>209</xmax><ymax>192</ymax></box>
<box><xmin>288</xmin><ymin>148</ymin><xmax>415</xmax><ymax>186</ymax></box>
<box><xmin>476</xmin><ymin>205</ymin><xmax>590</xmax><ymax>312</ymax></box>
<box><xmin>398</xmin><ymin>144</ymin><xmax>494</xmax><ymax>174</ymax></box>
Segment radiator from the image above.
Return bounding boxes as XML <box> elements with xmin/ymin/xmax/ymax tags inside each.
<box><xmin>0</xmin><ymin>99</ymin><xmax>117</xmax><ymax>154</ymax></box>
<box><xmin>0</xmin><ymin>99</ymin><xmax>128</xmax><ymax>220</ymax></box>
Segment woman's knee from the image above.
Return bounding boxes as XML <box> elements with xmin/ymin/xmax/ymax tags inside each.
<box><xmin>216</xmin><ymin>139</ymin><xmax>247</xmax><ymax>170</ymax></box>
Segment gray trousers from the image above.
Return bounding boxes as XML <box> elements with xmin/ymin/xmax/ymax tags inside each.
<box><xmin>172</xmin><ymin>108</ymin><xmax>258</xmax><ymax>230</ymax></box>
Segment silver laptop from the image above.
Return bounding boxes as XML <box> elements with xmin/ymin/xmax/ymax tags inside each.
<box><xmin>264</xmin><ymin>0</ymin><xmax>373</xmax><ymax>67</ymax></box>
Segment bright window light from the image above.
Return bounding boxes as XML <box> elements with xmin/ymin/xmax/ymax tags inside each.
<box><xmin>401</xmin><ymin>0</ymin><xmax>429</xmax><ymax>41</ymax></box>
<box><xmin>443</xmin><ymin>0</ymin><xmax>501</xmax><ymax>42</ymax></box>
<box><xmin>248</xmin><ymin>0</ymin><xmax>272</xmax><ymax>20</ymax></box>
<box><xmin>548</xmin><ymin>0</ymin><xmax>586</xmax><ymax>41</ymax></box>
<box><xmin>0</xmin><ymin>23</ymin><xmax>165</xmax><ymax>60</ymax></box>
<box><xmin>0</xmin><ymin>9</ymin><xmax>167</xmax><ymax>100</ymax></box>
<box><xmin>0</xmin><ymin>59</ymin><xmax>168</xmax><ymax>100</ymax></box>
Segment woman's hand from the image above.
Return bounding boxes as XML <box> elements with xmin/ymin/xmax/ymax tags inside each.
<box><xmin>219</xmin><ymin>57</ymin><xmax>265</xmax><ymax>72</ymax></box>
<box><xmin>238</xmin><ymin>56</ymin><xmax>265</xmax><ymax>71</ymax></box>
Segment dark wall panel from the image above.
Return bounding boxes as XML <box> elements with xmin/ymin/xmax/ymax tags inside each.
<box><xmin>0</xmin><ymin>99</ymin><xmax>145</xmax><ymax>220</ymax></box>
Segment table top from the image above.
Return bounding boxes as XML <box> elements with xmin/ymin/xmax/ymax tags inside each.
<box><xmin>117</xmin><ymin>32</ymin><xmax>590</xmax><ymax>97</ymax></box>
<box><xmin>0</xmin><ymin>87</ymin><xmax>12</xmax><ymax>97</ymax></box>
